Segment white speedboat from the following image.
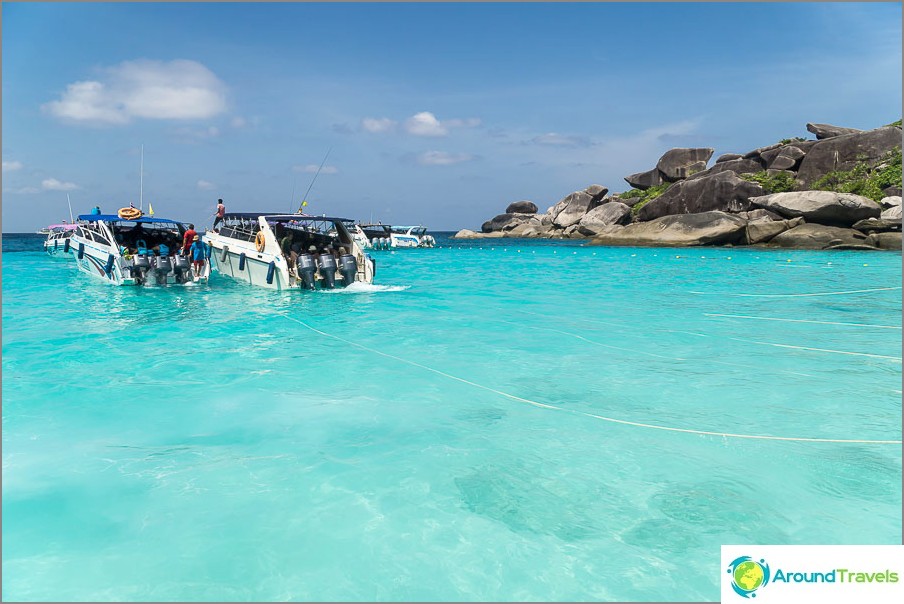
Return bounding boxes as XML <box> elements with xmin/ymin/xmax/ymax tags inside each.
<box><xmin>358</xmin><ymin>224</ymin><xmax>435</xmax><ymax>249</ymax></box>
<box><xmin>204</xmin><ymin>213</ymin><xmax>375</xmax><ymax>290</ymax></box>
<box><xmin>68</xmin><ymin>208</ymin><xmax>210</xmax><ymax>285</ymax></box>
<box><xmin>42</xmin><ymin>224</ymin><xmax>78</xmax><ymax>256</ymax></box>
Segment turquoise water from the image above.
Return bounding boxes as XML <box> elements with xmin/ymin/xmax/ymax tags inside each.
<box><xmin>2</xmin><ymin>233</ymin><xmax>901</xmax><ymax>602</ymax></box>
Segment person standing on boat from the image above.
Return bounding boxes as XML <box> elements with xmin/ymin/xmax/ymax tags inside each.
<box><xmin>189</xmin><ymin>235</ymin><xmax>206</xmax><ymax>278</ymax></box>
<box><xmin>212</xmin><ymin>198</ymin><xmax>226</xmax><ymax>230</ymax></box>
<box><xmin>91</xmin><ymin>205</ymin><xmax>102</xmax><ymax>215</ymax></box>
<box><xmin>182</xmin><ymin>224</ymin><xmax>197</xmax><ymax>256</ymax></box>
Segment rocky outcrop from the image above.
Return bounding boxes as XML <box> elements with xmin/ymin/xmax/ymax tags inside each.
<box><xmin>505</xmin><ymin>201</ymin><xmax>538</xmax><ymax>214</ymax></box>
<box><xmin>481</xmin><ymin>213</ymin><xmax>536</xmax><ymax>233</ymax></box>
<box><xmin>470</xmin><ymin>120</ymin><xmax>900</xmax><ymax>250</ymax></box>
<box><xmin>806</xmin><ymin>123</ymin><xmax>863</xmax><ymax>139</ymax></box>
<box><xmin>768</xmin><ymin>146</ymin><xmax>807</xmax><ymax>171</ymax></box>
<box><xmin>744</xmin><ymin>217</ymin><xmax>804</xmax><ymax>245</ymax></box>
<box><xmin>865</xmin><ymin>232</ymin><xmax>902</xmax><ymax>250</ymax></box>
<box><xmin>766</xmin><ymin>224</ymin><xmax>869</xmax><ymax>249</ymax></box>
<box><xmin>636</xmin><ymin>171</ymin><xmax>764</xmax><ymax>221</ymax></box>
<box><xmin>852</xmin><ymin>218</ymin><xmax>902</xmax><ymax>233</ymax></box>
<box><xmin>584</xmin><ymin>185</ymin><xmax>609</xmax><ymax>203</ymax></box>
<box><xmin>656</xmin><ymin>148</ymin><xmax>714</xmax><ymax>181</ymax></box>
<box><xmin>454</xmin><ymin>229</ymin><xmax>502</xmax><ymax>239</ymax></box>
<box><xmin>577</xmin><ymin>202</ymin><xmax>632</xmax><ymax>236</ymax></box>
<box><xmin>590</xmin><ymin>211</ymin><xmax>747</xmax><ymax>247</ymax></box>
<box><xmin>796</xmin><ymin>126</ymin><xmax>902</xmax><ymax>186</ymax></box>
<box><xmin>749</xmin><ymin>191</ymin><xmax>881</xmax><ymax>226</ymax></box>
<box><xmin>686</xmin><ymin>157</ymin><xmax>765</xmax><ymax>181</ymax></box>
<box><xmin>624</xmin><ymin>167</ymin><xmax>665</xmax><ymax>191</ymax></box>
<box><xmin>551</xmin><ymin>191</ymin><xmax>601</xmax><ymax>228</ymax></box>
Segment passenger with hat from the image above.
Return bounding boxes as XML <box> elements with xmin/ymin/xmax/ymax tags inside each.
<box><xmin>189</xmin><ymin>234</ymin><xmax>206</xmax><ymax>278</ymax></box>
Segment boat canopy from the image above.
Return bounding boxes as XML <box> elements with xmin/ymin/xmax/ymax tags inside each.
<box><xmin>77</xmin><ymin>214</ymin><xmax>185</xmax><ymax>225</ymax></box>
<box><xmin>46</xmin><ymin>224</ymin><xmax>78</xmax><ymax>230</ymax></box>
<box><xmin>224</xmin><ymin>212</ymin><xmax>353</xmax><ymax>223</ymax></box>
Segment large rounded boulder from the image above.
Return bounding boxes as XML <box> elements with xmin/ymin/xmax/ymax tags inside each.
<box><xmin>505</xmin><ymin>200</ymin><xmax>538</xmax><ymax>214</ymax></box>
<box><xmin>636</xmin><ymin>171</ymin><xmax>764</xmax><ymax>221</ymax></box>
<box><xmin>749</xmin><ymin>191</ymin><xmax>881</xmax><ymax>226</ymax></box>
<box><xmin>590</xmin><ymin>211</ymin><xmax>747</xmax><ymax>247</ymax></box>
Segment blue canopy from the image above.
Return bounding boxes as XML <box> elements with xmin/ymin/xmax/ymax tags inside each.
<box><xmin>78</xmin><ymin>214</ymin><xmax>185</xmax><ymax>225</ymax></box>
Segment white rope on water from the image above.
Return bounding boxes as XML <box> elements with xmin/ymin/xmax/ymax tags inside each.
<box><xmin>705</xmin><ymin>313</ymin><xmax>902</xmax><ymax>330</ymax></box>
<box><xmin>689</xmin><ymin>287</ymin><xmax>900</xmax><ymax>298</ymax></box>
<box><xmin>279</xmin><ymin>314</ymin><xmax>902</xmax><ymax>446</ymax></box>
<box><xmin>728</xmin><ymin>338</ymin><xmax>902</xmax><ymax>362</ymax></box>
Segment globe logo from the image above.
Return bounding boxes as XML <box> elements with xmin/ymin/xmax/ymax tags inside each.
<box><xmin>727</xmin><ymin>556</ymin><xmax>771</xmax><ymax>598</ymax></box>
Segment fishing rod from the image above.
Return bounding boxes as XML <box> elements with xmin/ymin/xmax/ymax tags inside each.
<box><xmin>298</xmin><ymin>147</ymin><xmax>332</xmax><ymax>214</ymax></box>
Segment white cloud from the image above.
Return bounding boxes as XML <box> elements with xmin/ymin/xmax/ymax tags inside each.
<box><xmin>418</xmin><ymin>151</ymin><xmax>474</xmax><ymax>166</ymax></box>
<box><xmin>405</xmin><ymin>111</ymin><xmax>448</xmax><ymax>136</ymax></box>
<box><xmin>43</xmin><ymin>59</ymin><xmax>228</xmax><ymax>125</ymax></box>
<box><xmin>41</xmin><ymin>178</ymin><xmax>79</xmax><ymax>191</ymax></box>
<box><xmin>2</xmin><ymin>160</ymin><xmax>23</xmax><ymax>172</ymax></box>
<box><xmin>230</xmin><ymin>116</ymin><xmax>247</xmax><ymax>128</ymax></box>
<box><xmin>361</xmin><ymin>117</ymin><xmax>397</xmax><ymax>133</ymax></box>
<box><xmin>293</xmin><ymin>164</ymin><xmax>339</xmax><ymax>174</ymax></box>
<box><xmin>197</xmin><ymin>180</ymin><xmax>216</xmax><ymax>191</ymax></box>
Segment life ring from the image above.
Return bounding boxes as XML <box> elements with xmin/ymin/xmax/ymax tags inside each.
<box><xmin>118</xmin><ymin>207</ymin><xmax>142</xmax><ymax>220</ymax></box>
<box><xmin>255</xmin><ymin>231</ymin><xmax>266</xmax><ymax>253</ymax></box>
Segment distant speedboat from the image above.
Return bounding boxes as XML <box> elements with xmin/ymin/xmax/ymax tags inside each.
<box><xmin>42</xmin><ymin>224</ymin><xmax>78</xmax><ymax>257</ymax></box>
<box><xmin>68</xmin><ymin>208</ymin><xmax>209</xmax><ymax>285</ymax></box>
<box><xmin>205</xmin><ymin>212</ymin><xmax>375</xmax><ymax>291</ymax></box>
<box><xmin>358</xmin><ymin>223</ymin><xmax>435</xmax><ymax>249</ymax></box>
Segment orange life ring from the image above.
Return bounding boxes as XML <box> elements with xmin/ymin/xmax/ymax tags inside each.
<box><xmin>118</xmin><ymin>207</ymin><xmax>142</xmax><ymax>220</ymax></box>
<box><xmin>255</xmin><ymin>231</ymin><xmax>266</xmax><ymax>253</ymax></box>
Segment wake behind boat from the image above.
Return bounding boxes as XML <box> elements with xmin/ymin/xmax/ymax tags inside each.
<box><xmin>68</xmin><ymin>208</ymin><xmax>210</xmax><ymax>285</ymax></box>
<box><xmin>205</xmin><ymin>213</ymin><xmax>375</xmax><ymax>290</ymax></box>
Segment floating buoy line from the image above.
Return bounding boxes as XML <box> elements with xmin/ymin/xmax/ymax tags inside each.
<box><xmin>279</xmin><ymin>313</ymin><xmax>901</xmax><ymax>446</ymax></box>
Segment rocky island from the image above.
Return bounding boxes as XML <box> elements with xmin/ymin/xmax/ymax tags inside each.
<box><xmin>456</xmin><ymin>121</ymin><xmax>902</xmax><ymax>250</ymax></box>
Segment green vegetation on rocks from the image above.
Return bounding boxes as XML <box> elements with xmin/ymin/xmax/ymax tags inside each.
<box><xmin>779</xmin><ymin>137</ymin><xmax>808</xmax><ymax>145</ymax></box>
<box><xmin>739</xmin><ymin>171</ymin><xmax>797</xmax><ymax>194</ymax></box>
<box><xmin>886</xmin><ymin>119</ymin><xmax>902</xmax><ymax>127</ymax></box>
<box><xmin>621</xmin><ymin>183</ymin><xmax>672</xmax><ymax>215</ymax></box>
<box><xmin>810</xmin><ymin>147</ymin><xmax>902</xmax><ymax>201</ymax></box>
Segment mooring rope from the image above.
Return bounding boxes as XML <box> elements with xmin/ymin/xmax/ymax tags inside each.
<box><xmin>689</xmin><ymin>286</ymin><xmax>900</xmax><ymax>298</ymax></box>
<box><xmin>280</xmin><ymin>313</ymin><xmax>902</xmax><ymax>445</ymax></box>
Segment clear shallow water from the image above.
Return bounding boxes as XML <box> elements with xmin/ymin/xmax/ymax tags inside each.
<box><xmin>2</xmin><ymin>232</ymin><xmax>901</xmax><ymax>602</ymax></box>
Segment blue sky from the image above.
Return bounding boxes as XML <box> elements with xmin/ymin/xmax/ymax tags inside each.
<box><xmin>2</xmin><ymin>2</ymin><xmax>901</xmax><ymax>232</ymax></box>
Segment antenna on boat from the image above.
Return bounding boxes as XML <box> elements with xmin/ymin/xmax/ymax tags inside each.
<box><xmin>66</xmin><ymin>193</ymin><xmax>74</xmax><ymax>223</ymax></box>
<box><xmin>288</xmin><ymin>175</ymin><xmax>297</xmax><ymax>214</ymax></box>
<box><xmin>298</xmin><ymin>147</ymin><xmax>332</xmax><ymax>214</ymax></box>
<box><xmin>139</xmin><ymin>144</ymin><xmax>144</xmax><ymax>212</ymax></box>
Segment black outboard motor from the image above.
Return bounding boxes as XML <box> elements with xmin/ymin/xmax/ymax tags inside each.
<box><xmin>132</xmin><ymin>255</ymin><xmax>151</xmax><ymax>284</ymax></box>
<box><xmin>317</xmin><ymin>253</ymin><xmax>338</xmax><ymax>289</ymax></box>
<box><xmin>339</xmin><ymin>254</ymin><xmax>358</xmax><ymax>287</ymax></box>
<box><xmin>295</xmin><ymin>254</ymin><xmax>316</xmax><ymax>290</ymax></box>
<box><xmin>154</xmin><ymin>255</ymin><xmax>173</xmax><ymax>285</ymax></box>
<box><xmin>173</xmin><ymin>254</ymin><xmax>192</xmax><ymax>283</ymax></box>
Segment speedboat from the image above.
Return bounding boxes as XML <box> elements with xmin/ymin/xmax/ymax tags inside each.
<box><xmin>204</xmin><ymin>213</ymin><xmax>375</xmax><ymax>290</ymax></box>
<box><xmin>42</xmin><ymin>224</ymin><xmax>78</xmax><ymax>256</ymax></box>
<box><xmin>358</xmin><ymin>223</ymin><xmax>435</xmax><ymax>249</ymax></box>
<box><xmin>68</xmin><ymin>208</ymin><xmax>210</xmax><ymax>285</ymax></box>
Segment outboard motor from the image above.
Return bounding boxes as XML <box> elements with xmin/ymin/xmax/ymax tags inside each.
<box><xmin>317</xmin><ymin>253</ymin><xmax>338</xmax><ymax>289</ymax></box>
<box><xmin>131</xmin><ymin>254</ymin><xmax>151</xmax><ymax>284</ymax></box>
<box><xmin>154</xmin><ymin>255</ymin><xmax>173</xmax><ymax>285</ymax></box>
<box><xmin>295</xmin><ymin>254</ymin><xmax>316</xmax><ymax>290</ymax></box>
<box><xmin>339</xmin><ymin>254</ymin><xmax>358</xmax><ymax>287</ymax></box>
<box><xmin>173</xmin><ymin>254</ymin><xmax>192</xmax><ymax>283</ymax></box>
